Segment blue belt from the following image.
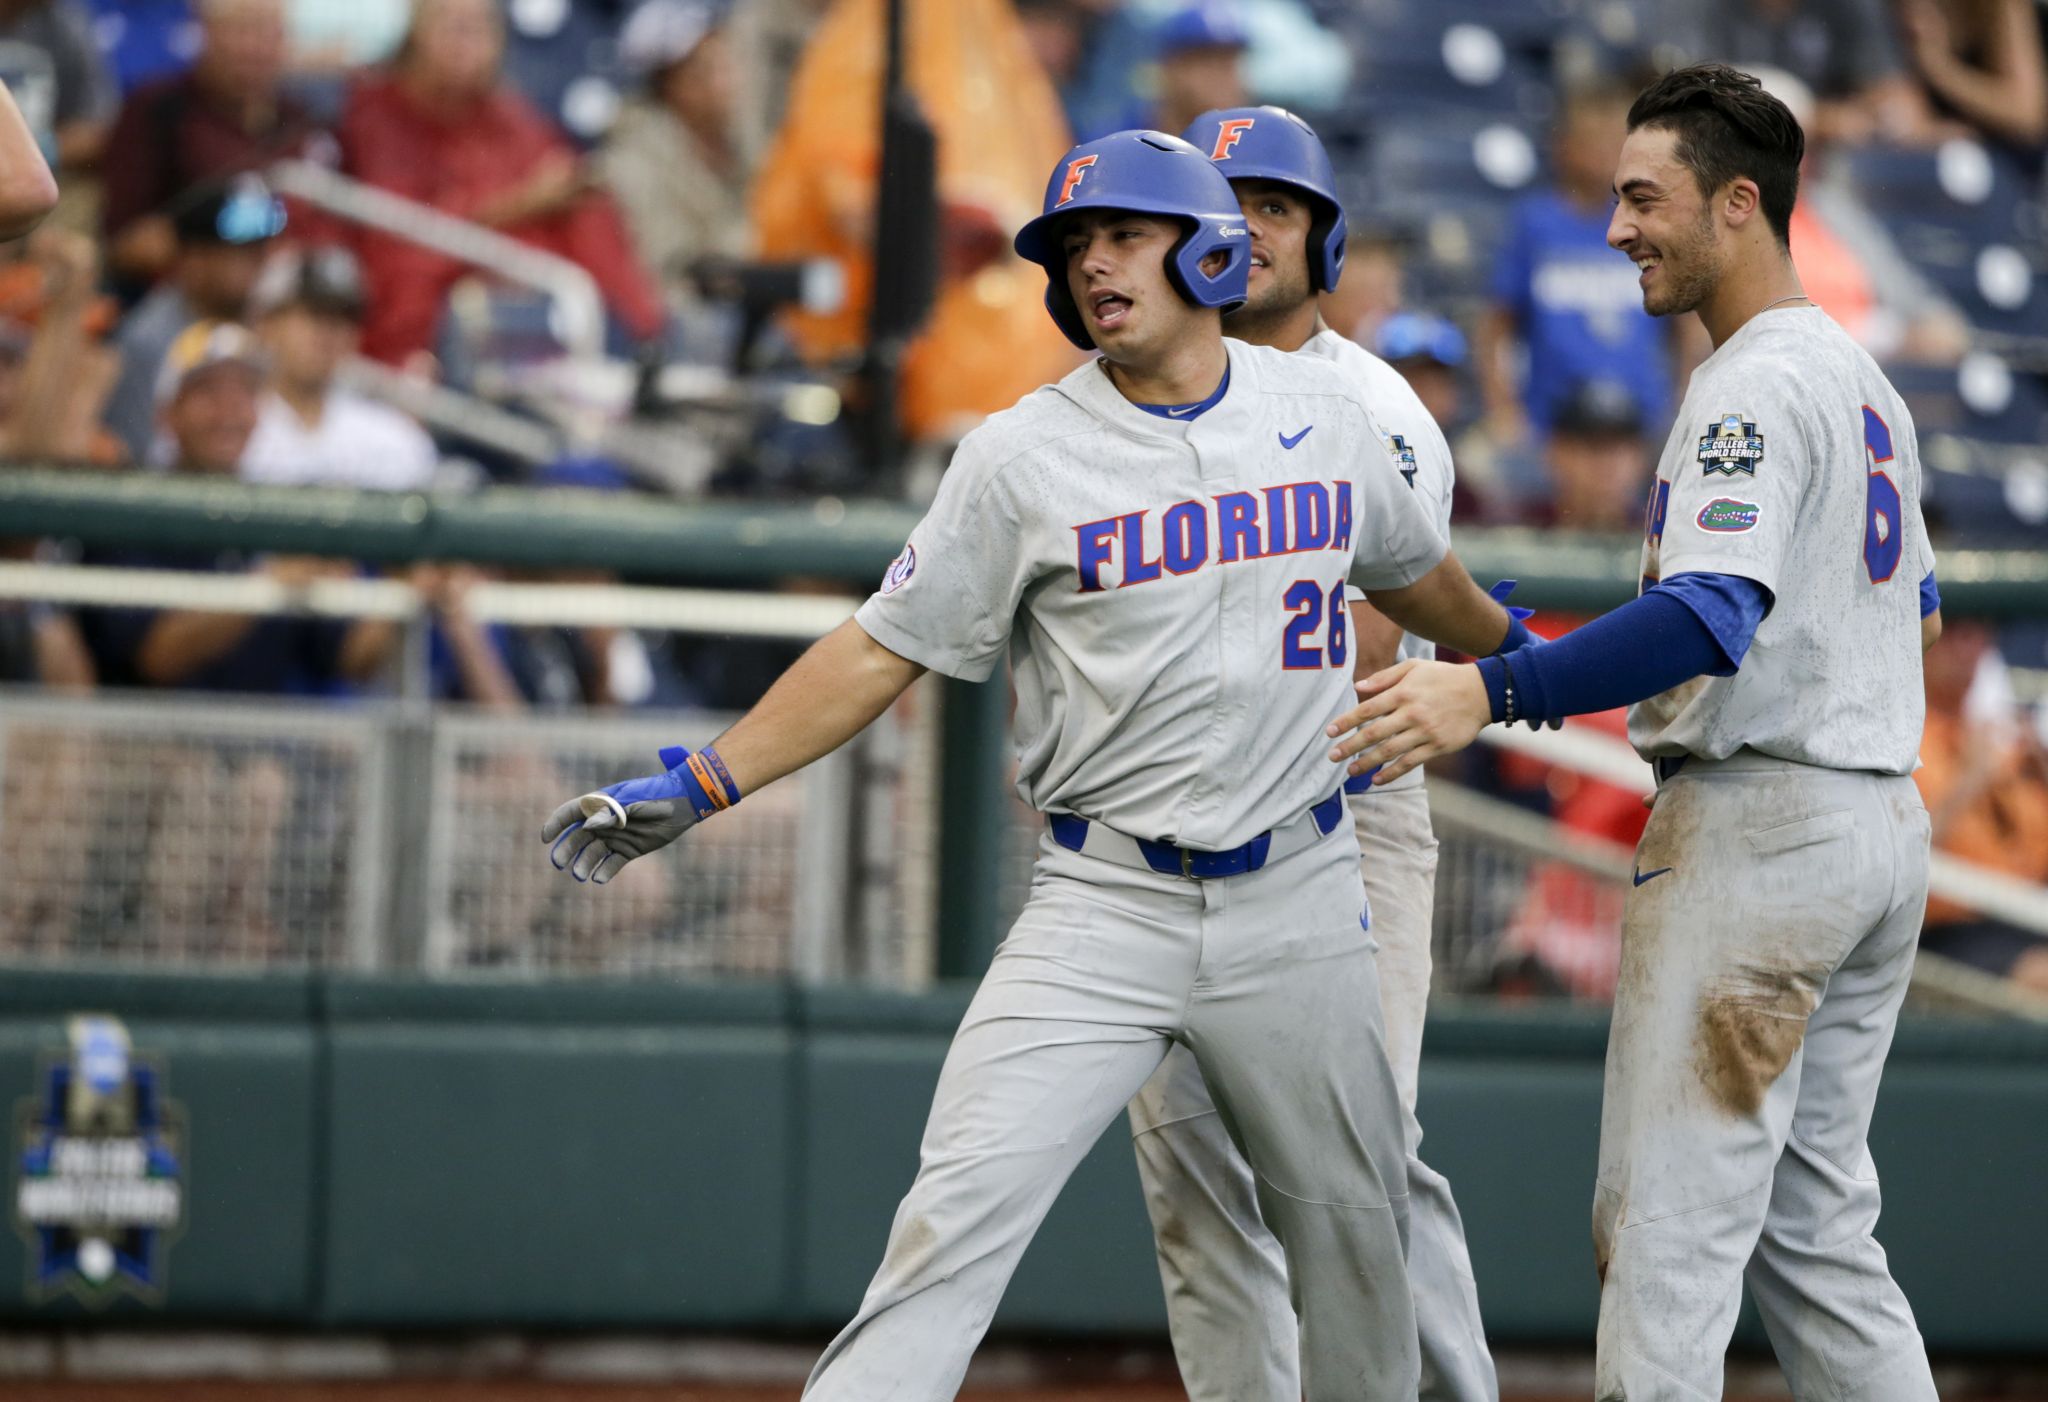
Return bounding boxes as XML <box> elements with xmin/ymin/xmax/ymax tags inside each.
<box><xmin>1342</xmin><ymin>765</ymin><xmax>1382</xmax><ymax>795</ymax></box>
<box><xmin>1047</xmin><ymin>790</ymin><xmax>1346</xmax><ymax>879</ymax></box>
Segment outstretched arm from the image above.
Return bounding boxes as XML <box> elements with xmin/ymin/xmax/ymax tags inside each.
<box><xmin>1328</xmin><ymin>573</ymin><xmax>1767</xmax><ymax>785</ymax></box>
<box><xmin>542</xmin><ymin>618</ymin><xmax>926</xmax><ymax>883</ymax></box>
<box><xmin>715</xmin><ymin>617</ymin><xmax>926</xmax><ymax>794</ymax></box>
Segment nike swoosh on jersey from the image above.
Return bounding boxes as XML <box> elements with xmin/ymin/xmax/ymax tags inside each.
<box><xmin>1632</xmin><ymin>865</ymin><xmax>1673</xmax><ymax>886</ymax></box>
<box><xmin>1166</xmin><ymin>404</ymin><xmax>1201</xmax><ymax>418</ymax></box>
<box><xmin>1279</xmin><ymin>425</ymin><xmax>1313</xmax><ymax>449</ymax></box>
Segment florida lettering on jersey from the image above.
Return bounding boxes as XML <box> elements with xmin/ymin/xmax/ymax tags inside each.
<box><xmin>1073</xmin><ymin>480</ymin><xmax>1355</xmax><ymax>591</ymax></box>
<box><xmin>853</xmin><ymin>341</ymin><xmax>1445</xmax><ymax>848</ymax></box>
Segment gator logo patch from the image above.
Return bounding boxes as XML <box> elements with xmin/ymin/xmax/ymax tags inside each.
<box><xmin>1696</xmin><ymin>413</ymin><xmax>1765</xmax><ymax>475</ymax></box>
<box><xmin>1695</xmin><ymin>498</ymin><xmax>1760</xmax><ymax>534</ymax></box>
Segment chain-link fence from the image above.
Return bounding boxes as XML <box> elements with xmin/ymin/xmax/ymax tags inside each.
<box><xmin>1427</xmin><ymin>782</ymin><xmax>1634</xmax><ymax>1002</ymax></box>
<box><xmin>0</xmin><ymin>688</ymin><xmax>391</xmax><ymax>970</ymax></box>
<box><xmin>0</xmin><ymin>687</ymin><xmax>936</xmax><ymax>985</ymax></box>
<box><xmin>10</xmin><ymin>684</ymin><xmax>2044</xmax><ymax>1015</ymax></box>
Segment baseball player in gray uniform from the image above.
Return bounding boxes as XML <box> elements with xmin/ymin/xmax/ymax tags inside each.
<box><xmin>1118</xmin><ymin>105</ymin><xmax>1497</xmax><ymax>1402</ymax></box>
<box><xmin>1330</xmin><ymin>66</ymin><xmax>1943</xmax><ymax>1400</ymax></box>
<box><xmin>539</xmin><ymin>129</ymin><xmax>1536</xmax><ymax>1401</ymax></box>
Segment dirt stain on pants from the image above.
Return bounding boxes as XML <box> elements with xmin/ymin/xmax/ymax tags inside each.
<box><xmin>1694</xmin><ymin>972</ymin><xmax>1818</xmax><ymax>1118</ymax></box>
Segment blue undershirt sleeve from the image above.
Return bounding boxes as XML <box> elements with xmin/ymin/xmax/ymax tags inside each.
<box><xmin>1655</xmin><ymin>571</ymin><xmax>1773</xmax><ymax>669</ymax></box>
<box><xmin>1473</xmin><ymin>573</ymin><xmax>1771</xmax><ymax>726</ymax></box>
<box><xmin>1919</xmin><ymin>570</ymin><xmax>1940</xmax><ymax>619</ymax></box>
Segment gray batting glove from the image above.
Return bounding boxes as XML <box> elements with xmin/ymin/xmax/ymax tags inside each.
<box><xmin>541</xmin><ymin>746</ymin><xmax>714</xmax><ymax>885</ymax></box>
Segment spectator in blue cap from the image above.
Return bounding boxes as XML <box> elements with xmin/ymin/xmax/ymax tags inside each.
<box><xmin>1373</xmin><ymin>309</ymin><xmax>1512</xmax><ymax>522</ymax></box>
<box><xmin>104</xmin><ymin>173</ymin><xmax>285</xmax><ymax>462</ymax></box>
<box><xmin>1148</xmin><ymin>1</ymin><xmax>1249</xmax><ymax>136</ymax></box>
<box><xmin>1477</xmin><ymin>77</ymin><xmax>1687</xmax><ymax>452</ymax></box>
<box><xmin>1375</xmin><ymin>311</ymin><xmax>1467</xmax><ymax>434</ymax></box>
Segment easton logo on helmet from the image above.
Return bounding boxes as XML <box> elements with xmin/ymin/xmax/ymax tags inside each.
<box><xmin>1056</xmin><ymin>155</ymin><xmax>1098</xmax><ymax>206</ymax></box>
<box><xmin>1210</xmin><ymin>117</ymin><xmax>1256</xmax><ymax>160</ymax></box>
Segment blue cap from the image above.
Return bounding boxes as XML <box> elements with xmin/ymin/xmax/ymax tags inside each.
<box><xmin>1156</xmin><ymin>1</ymin><xmax>1249</xmax><ymax>56</ymax></box>
<box><xmin>1014</xmin><ymin>129</ymin><xmax>1251</xmax><ymax>350</ymax></box>
<box><xmin>1374</xmin><ymin>312</ymin><xmax>1468</xmax><ymax>368</ymax></box>
<box><xmin>1183</xmin><ymin>105</ymin><xmax>1345</xmax><ymax>293</ymax></box>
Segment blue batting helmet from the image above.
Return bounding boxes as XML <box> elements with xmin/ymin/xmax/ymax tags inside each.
<box><xmin>1013</xmin><ymin>129</ymin><xmax>1250</xmax><ymax>351</ymax></box>
<box><xmin>1182</xmin><ymin>106</ymin><xmax>1347</xmax><ymax>294</ymax></box>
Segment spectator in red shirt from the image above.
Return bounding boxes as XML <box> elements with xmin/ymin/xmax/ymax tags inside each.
<box><xmin>99</xmin><ymin>0</ymin><xmax>335</xmax><ymax>292</ymax></box>
<box><xmin>336</xmin><ymin>0</ymin><xmax>666</xmax><ymax>367</ymax></box>
<box><xmin>1486</xmin><ymin>379</ymin><xmax>1658</xmax><ymax>998</ymax></box>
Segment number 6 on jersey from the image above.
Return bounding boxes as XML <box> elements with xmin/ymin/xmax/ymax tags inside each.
<box><xmin>1862</xmin><ymin>404</ymin><xmax>1902</xmax><ymax>585</ymax></box>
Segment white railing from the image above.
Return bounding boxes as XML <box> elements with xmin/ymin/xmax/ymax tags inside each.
<box><xmin>1476</xmin><ymin>723</ymin><xmax>2048</xmax><ymax>940</ymax></box>
<box><xmin>267</xmin><ymin>159</ymin><xmax>607</xmax><ymax>363</ymax></box>
<box><xmin>2</xmin><ymin>562</ymin><xmax>861</xmax><ymax>645</ymax></box>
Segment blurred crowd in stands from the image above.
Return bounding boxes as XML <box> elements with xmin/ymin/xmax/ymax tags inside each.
<box><xmin>0</xmin><ymin>0</ymin><xmax>2042</xmax><ymax>984</ymax></box>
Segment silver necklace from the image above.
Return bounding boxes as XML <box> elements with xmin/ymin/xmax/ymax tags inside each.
<box><xmin>1759</xmin><ymin>293</ymin><xmax>1812</xmax><ymax>313</ymax></box>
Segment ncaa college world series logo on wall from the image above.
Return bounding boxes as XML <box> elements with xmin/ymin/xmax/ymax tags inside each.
<box><xmin>13</xmin><ymin>1016</ymin><xmax>186</xmax><ymax>1305</ymax></box>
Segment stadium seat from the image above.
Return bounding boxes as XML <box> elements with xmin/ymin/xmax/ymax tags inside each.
<box><xmin>501</xmin><ymin>0</ymin><xmax>630</xmax><ymax>145</ymax></box>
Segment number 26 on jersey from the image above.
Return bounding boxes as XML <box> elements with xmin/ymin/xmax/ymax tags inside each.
<box><xmin>1281</xmin><ymin>581</ymin><xmax>1349</xmax><ymax>670</ymax></box>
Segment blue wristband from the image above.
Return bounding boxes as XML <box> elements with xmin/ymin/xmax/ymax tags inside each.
<box><xmin>656</xmin><ymin>743</ymin><xmax>744</xmax><ymax>820</ymax></box>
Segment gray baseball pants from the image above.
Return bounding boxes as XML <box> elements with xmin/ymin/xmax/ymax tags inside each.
<box><xmin>803</xmin><ymin>818</ymin><xmax>1418</xmax><ymax>1401</ymax></box>
<box><xmin>1594</xmin><ymin>751</ymin><xmax>1937</xmax><ymax>1400</ymax></box>
<box><xmin>1126</xmin><ymin>781</ymin><xmax>1498</xmax><ymax>1402</ymax></box>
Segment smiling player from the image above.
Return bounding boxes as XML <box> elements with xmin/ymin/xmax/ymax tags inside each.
<box><xmin>540</xmin><ymin>129</ymin><xmax>1535</xmax><ymax>1400</ymax></box>
<box><xmin>1113</xmin><ymin>105</ymin><xmax>1499</xmax><ymax>1402</ymax></box>
<box><xmin>1329</xmin><ymin>65</ymin><xmax>1943</xmax><ymax>1400</ymax></box>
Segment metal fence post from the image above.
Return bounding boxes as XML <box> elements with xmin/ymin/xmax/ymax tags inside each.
<box><xmin>934</xmin><ymin>673</ymin><xmax>1008</xmax><ymax>978</ymax></box>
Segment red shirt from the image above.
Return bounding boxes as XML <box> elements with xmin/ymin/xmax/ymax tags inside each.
<box><xmin>337</xmin><ymin>74</ymin><xmax>664</xmax><ymax>363</ymax></box>
<box><xmin>100</xmin><ymin>72</ymin><xmax>334</xmax><ymax>242</ymax></box>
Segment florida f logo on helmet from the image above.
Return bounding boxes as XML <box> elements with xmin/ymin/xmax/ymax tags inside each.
<box><xmin>1209</xmin><ymin>117</ymin><xmax>1256</xmax><ymax>160</ymax></box>
<box><xmin>1056</xmin><ymin>154</ymin><xmax>1098</xmax><ymax>206</ymax></box>
<box><xmin>1181</xmin><ymin>105</ymin><xmax>1350</xmax><ymax>296</ymax></box>
<box><xmin>1013</xmin><ymin>130</ymin><xmax>1251</xmax><ymax>351</ymax></box>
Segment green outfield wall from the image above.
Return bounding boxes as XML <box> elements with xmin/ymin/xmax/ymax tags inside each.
<box><xmin>0</xmin><ymin>968</ymin><xmax>2043</xmax><ymax>1352</ymax></box>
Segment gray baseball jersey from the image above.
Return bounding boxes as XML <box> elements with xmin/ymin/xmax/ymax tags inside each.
<box><xmin>1307</xmin><ymin>328</ymin><xmax>1456</xmax><ymax>794</ymax></box>
<box><xmin>855</xmin><ymin>337</ymin><xmax>1446</xmax><ymax>850</ymax></box>
<box><xmin>1630</xmin><ymin>306</ymin><xmax>1932</xmax><ymax>775</ymax></box>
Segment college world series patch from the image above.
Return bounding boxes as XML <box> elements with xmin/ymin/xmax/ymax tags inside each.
<box><xmin>1695</xmin><ymin>498</ymin><xmax>1761</xmax><ymax>533</ymax></box>
<box><xmin>1384</xmin><ymin>433</ymin><xmax>1418</xmax><ymax>488</ymax></box>
<box><xmin>1696</xmin><ymin>413</ymin><xmax>1765</xmax><ymax>475</ymax></box>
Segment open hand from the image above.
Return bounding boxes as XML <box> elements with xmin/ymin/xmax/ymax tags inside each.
<box><xmin>1326</xmin><ymin>658</ymin><xmax>1491</xmax><ymax>786</ymax></box>
<box><xmin>541</xmin><ymin>746</ymin><xmax>712</xmax><ymax>885</ymax></box>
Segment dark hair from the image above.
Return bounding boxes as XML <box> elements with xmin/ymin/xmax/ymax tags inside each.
<box><xmin>1627</xmin><ymin>63</ymin><xmax>1803</xmax><ymax>246</ymax></box>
